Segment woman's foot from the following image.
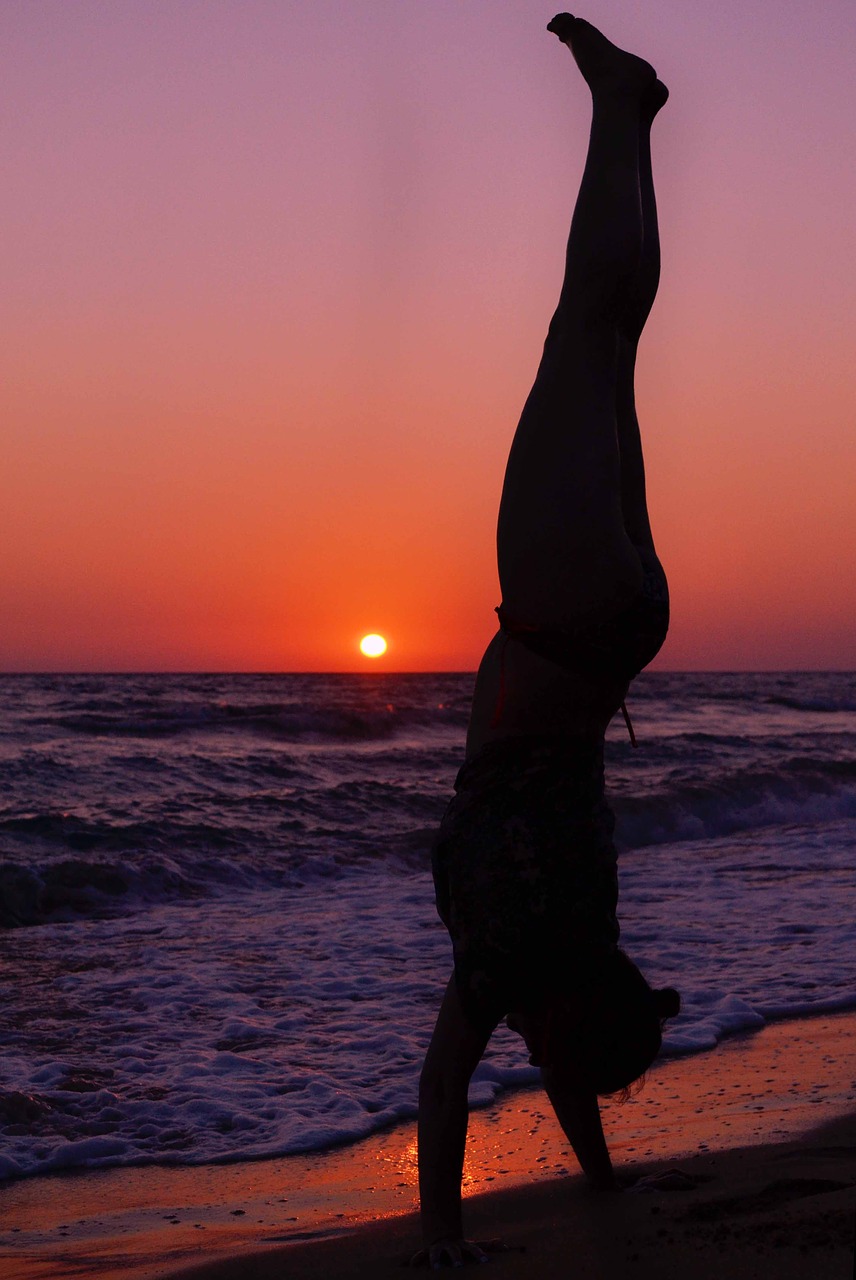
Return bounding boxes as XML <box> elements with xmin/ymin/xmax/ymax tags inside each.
<box><xmin>547</xmin><ymin>13</ymin><xmax>656</xmax><ymax>97</ymax></box>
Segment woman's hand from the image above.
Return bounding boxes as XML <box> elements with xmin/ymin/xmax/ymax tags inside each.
<box><xmin>586</xmin><ymin>1168</ymin><xmax>623</xmax><ymax>1193</ymax></box>
<box><xmin>409</xmin><ymin>1237</ymin><xmax>517</xmax><ymax>1268</ymax></box>
<box><xmin>409</xmin><ymin>1237</ymin><xmax>489</xmax><ymax>1268</ymax></box>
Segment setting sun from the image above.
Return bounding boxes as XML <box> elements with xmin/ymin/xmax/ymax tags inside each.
<box><xmin>359</xmin><ymin>634</ymin><xmax>387</xmax><ymax>659</ymax></box>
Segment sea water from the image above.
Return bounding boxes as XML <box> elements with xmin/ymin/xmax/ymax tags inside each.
<box><xmin>1</xmin><ymin>671</ymin><xmax>854</xmax><ymax>1181</ymax></box>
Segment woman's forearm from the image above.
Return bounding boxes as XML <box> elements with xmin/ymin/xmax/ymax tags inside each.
<box><xmin>417</xmin><ymin>1084</ymin><xmax>470</xmax><ymax>1243</ymax></box>
<box><xmin>540</xmin><ymin>1065</ymin><xmax>616</xmax><ymax>1188</ymax></box>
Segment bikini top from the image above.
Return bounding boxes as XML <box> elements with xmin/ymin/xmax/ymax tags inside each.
<box><xmin>493</xmin><ymin>574</ymin><xmax>670</xmax><ymax>745</ymax></box>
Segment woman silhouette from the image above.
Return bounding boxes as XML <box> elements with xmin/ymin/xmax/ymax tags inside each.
<box><xmin>414</xmin><ymin>14</ymin><xmax>680</xmax><ymax>1268</ymax></box>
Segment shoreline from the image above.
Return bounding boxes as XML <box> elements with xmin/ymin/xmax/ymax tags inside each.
<box><xmin>1</xmin><ymin>1009</ymin><xmax>855</xmax><ymax>1279</ymax></box>
<box><xmin>172</xmin><ymin>1108</ymin><xmax>856</xmax><ymax>1280</ymax></box>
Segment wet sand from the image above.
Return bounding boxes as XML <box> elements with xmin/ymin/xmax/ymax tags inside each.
<box><xmin>2</xmin><ymin>1011</ymin><xmax>855</xmax><ymax>1280</ymax></box>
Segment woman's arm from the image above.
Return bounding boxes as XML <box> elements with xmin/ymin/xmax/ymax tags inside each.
<box><xmin>540</xmin><ymin>1061</ymin><xmax>617</xmax><ymax>1190</ymax></box>
<box><xmin>417</xmin><ymin>1072</ymin><xmax>469</xmax><ymax>1245</ymax></box>
<box><xmin>414</xmin><ymin>976</ymin><xmax>496</xmax><ymax>1263</ymax></box>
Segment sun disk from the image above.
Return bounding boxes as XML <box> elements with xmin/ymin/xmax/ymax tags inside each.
<box><xmin>359</xmin><ymin>634</ymin><xmax>387</xmax><ymax>658</ymax></box>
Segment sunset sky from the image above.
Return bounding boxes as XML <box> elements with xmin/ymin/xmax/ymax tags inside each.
<box><xmin>3</xmin><ymin>0</ymin><xmax>854</xmax><ymax>672</ymax></box>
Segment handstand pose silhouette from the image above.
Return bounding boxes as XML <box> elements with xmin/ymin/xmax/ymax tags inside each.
<box><xmin>414</xmin><ymin>15</ymin><xmax>680</xmax><ymax>1268</ymax></box>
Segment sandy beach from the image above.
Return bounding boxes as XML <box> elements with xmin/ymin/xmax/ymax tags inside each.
<box><xmin>2</xmin><ymin>1010</ymin><xmax>854</xmax><ymax>1280</ymax></box>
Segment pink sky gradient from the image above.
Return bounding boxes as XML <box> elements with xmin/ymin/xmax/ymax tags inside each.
<box><xmin>2</xmin><ymin>0</ymin><xmax>855</xmax><ymax>671</ymax></box>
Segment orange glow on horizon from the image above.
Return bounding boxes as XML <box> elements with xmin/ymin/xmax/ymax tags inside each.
<box><xmin>1</xmin><ymin>3</ymin><xmax>854</xmax><ymax>673</ymax></box>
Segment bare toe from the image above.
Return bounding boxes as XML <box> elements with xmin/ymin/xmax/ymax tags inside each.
<box><xmin>547</xmin><ymin>12</ymin><xmax>576</xmax><ymax>40</ymax></box>
<box><xmin>549</xmin><ymin>14</ymin><xmax>656</xmax><ymax>96</ymax></box>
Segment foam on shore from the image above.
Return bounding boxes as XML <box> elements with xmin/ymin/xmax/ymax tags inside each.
<box><xmin>2</xmin><ymin>1009</ymin><xmax>854</xmax><ymax>1280</ymax></box>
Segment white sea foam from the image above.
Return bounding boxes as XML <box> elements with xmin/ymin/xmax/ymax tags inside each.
<box><xmin>2</xmin><ymin>814</ymin><xmax>855</xmax><ymax>1181</ymax></box>
<box><xmin>2</xmin><ymin>673</ymin><xmax>855</xmax><ymax>1180</ymax></box>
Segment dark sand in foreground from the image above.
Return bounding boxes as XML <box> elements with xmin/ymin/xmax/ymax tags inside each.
<box><xmin>2</xmin><ymin>1012</ymin><xmax>855</xmax><ymax>1280</ymax></box>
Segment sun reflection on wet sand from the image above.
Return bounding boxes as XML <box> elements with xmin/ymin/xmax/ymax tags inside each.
<box><xmin>2</xmin><ymin>1013</ymin><xmax>854</xmax><ymax>1280</ymax></box>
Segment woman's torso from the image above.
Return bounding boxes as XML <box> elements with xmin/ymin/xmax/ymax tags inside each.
<box><xmin>466</xmin><ymin>547</ymin><xmax>668</xmax><ymax>758</ymax></box>
<box><xmin>466</xmin><ymin>631</ymin><xmax>627</xmax><ymax>758</ymax></box>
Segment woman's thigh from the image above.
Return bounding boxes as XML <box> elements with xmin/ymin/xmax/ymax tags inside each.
<box><xmin>496</xmin><ymin>324</ymin><xmax>642</xmax><ymax>629</ymax></box>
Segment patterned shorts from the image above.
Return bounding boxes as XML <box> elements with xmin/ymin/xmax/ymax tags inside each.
<box><xmin>431</xmin><ymin>734</ymin><xmax>620</xmax><ymax>1031</ymax></box>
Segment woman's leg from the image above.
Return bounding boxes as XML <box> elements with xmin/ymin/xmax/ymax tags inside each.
<box><xmin>616</xmin><ymin>84</ymin><xmax>668</xmax><ymax>552</ymax></box>
<box><xmin>496</xmin><ymin>17</ymin><xmax>658</xmax><ymax>630</ymax></box>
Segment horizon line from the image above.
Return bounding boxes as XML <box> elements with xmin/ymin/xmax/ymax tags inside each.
<box><xmin>0</xmin><ymin>668</ymin><xmax>853</xmax><ymax>678</ymax></box>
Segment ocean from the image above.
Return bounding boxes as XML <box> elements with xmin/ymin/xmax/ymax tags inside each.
<box><xmin>1</xmin><ymin>671</ymin><xmax>854</xmax><ymax>1183</ymax></box>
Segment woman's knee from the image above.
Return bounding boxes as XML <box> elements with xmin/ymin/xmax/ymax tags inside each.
<box><xmin>551</xmin><ymin>267</ymin><xmax>636</xmax><ymax>339</ymax></box>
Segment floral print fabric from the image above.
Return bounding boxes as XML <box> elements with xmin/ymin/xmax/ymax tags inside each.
<box><xmin>432</xmin><ymin>734</ymin><xmax>620</xmax><ymax>1031</ymax></box>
